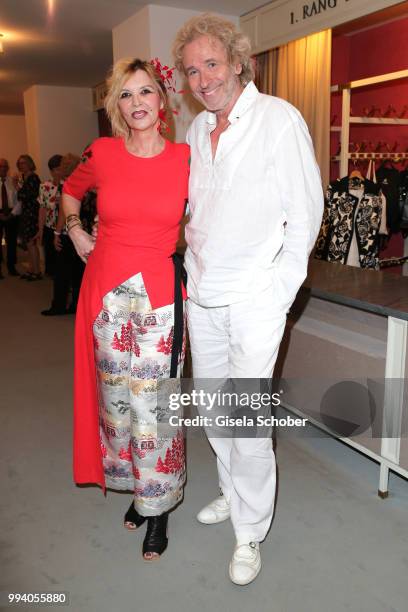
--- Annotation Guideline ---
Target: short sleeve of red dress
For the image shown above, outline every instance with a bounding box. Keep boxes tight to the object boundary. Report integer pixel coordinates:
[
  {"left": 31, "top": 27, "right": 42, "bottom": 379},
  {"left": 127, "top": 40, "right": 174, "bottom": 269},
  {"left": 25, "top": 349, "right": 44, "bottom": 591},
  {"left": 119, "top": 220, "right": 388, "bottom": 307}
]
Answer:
[{"left": 63, "top": 142, "right": 98, "bottom": 200}]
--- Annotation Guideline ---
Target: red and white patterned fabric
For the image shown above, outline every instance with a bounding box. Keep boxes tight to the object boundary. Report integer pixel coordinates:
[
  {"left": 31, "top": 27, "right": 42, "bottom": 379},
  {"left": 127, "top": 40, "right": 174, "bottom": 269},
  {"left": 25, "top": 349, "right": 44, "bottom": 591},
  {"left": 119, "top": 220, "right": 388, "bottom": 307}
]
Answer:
[{"left": 93, "top": 272, "right": 186, "bottom": 515}]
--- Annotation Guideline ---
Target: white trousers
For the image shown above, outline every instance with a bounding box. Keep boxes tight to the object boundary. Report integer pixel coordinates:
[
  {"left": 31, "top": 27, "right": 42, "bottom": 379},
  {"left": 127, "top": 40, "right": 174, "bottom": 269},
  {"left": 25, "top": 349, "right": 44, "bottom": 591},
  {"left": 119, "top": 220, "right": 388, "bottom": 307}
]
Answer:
[{"left": 186, "top": 288, "right": 287, "bottom": 542}]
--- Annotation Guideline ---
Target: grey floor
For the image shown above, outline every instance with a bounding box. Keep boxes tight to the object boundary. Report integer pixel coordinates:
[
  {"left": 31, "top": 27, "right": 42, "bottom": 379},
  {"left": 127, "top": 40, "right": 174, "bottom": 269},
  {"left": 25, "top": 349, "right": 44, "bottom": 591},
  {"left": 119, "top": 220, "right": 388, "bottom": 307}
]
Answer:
[{"left": 1, "top": 263, "right": 408, "bottom": 612}]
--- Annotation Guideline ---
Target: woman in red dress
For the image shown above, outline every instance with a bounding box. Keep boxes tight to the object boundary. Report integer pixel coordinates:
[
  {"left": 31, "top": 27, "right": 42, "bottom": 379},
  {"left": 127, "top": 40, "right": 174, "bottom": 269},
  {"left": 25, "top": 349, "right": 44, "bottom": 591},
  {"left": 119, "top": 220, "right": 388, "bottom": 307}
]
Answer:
[{"left": 62, "top": 59, "right": 189, "bottom": 560}]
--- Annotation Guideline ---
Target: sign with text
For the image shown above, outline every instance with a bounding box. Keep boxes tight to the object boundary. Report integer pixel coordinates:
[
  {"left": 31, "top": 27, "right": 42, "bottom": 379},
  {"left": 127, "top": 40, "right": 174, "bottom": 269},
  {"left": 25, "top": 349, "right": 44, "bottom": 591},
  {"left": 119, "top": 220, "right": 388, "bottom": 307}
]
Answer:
[
  {"left": 241, "top": 0, "right": 401, "bottom": 52},
  {"left": 290, "top": 0, "right": 350, "bottom": 25}
]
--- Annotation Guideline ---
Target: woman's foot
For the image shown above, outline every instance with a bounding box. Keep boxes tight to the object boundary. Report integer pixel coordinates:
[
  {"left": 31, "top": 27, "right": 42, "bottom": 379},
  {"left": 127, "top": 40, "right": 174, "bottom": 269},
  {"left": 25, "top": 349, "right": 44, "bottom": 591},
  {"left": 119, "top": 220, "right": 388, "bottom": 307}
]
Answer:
[
  {"left": 124, "top": 502, "right": 146, "bottom": 531},
  {"left": 142, "top": 513, "right": 168, "bottom": 561}
]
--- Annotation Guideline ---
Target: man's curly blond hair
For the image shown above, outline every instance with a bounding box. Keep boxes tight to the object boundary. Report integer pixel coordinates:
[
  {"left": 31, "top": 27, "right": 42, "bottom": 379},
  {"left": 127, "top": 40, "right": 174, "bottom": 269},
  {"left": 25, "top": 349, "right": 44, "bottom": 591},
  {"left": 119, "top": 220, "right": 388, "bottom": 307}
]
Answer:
[{"left": 173, "top": 13, "right": 254, "bottom": 86}]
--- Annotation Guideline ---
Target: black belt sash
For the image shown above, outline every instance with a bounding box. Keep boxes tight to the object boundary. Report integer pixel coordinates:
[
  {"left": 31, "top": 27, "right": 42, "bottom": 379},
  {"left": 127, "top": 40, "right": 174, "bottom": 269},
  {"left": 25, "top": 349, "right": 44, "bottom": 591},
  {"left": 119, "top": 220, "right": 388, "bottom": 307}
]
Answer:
[{"left": 170, "top": 253, "right": 185, "bottom": 378}]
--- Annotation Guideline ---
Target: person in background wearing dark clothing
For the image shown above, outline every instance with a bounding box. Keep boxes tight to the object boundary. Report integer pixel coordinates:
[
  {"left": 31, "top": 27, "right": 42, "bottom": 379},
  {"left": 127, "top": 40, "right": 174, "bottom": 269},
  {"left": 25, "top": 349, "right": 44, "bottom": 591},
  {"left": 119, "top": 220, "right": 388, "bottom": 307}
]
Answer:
[
  {"left": 36, "top": 154, "right": 63, "bottom": 277},
  {"left": 41, "top": 154, "right": 85, "bottom": 316},
  {"left": 0, "top": 158, "right": 21, "bottom": 278},
  {"left": 79, "top": 188, "right": 97, "bottom": 235},
  {"left": 16, "top": 154, "right": 42, "bottom": 280}
]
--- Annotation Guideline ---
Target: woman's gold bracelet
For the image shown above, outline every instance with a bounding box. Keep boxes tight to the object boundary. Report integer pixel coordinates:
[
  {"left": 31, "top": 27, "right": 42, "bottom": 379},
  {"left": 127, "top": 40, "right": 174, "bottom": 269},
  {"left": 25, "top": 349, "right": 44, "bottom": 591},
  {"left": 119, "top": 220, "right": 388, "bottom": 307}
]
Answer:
[
  {"left": 66, "top": 221, "right": 83, "bottom": 233},
  {"left": 66, "top": 213, "right": 81, "bottom": 223}
]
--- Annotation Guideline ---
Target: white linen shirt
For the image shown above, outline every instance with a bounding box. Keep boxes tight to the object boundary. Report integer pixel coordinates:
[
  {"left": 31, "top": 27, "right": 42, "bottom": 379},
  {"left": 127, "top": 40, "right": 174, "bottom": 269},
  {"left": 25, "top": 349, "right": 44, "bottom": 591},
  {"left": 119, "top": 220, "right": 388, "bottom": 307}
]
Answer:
[{"left": 185, "top": 81, "right": 324, "bottom": 311}]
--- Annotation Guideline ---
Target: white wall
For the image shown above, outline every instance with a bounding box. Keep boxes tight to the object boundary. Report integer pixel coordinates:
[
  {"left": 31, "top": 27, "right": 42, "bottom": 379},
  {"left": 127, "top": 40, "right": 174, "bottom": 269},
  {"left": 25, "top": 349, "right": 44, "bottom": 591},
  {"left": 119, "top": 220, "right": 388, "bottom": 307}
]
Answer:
[
  {"left": 149, "top": 5, "right": 230, "bottom": 67},
  {"left": 112, "top": 5, "right": 151, "bottom": 62},
  {"left": 0, "top": 115, "right": 28, "bottom": 171},
  {"left": 24, "top": 85, "right": 98, "bottom": 179},
  {"left": 23, "top": 87, "right": 41, "bottom": 172},
  {"left": 112, "top": 4, "right": 239, "bottom": 143}
]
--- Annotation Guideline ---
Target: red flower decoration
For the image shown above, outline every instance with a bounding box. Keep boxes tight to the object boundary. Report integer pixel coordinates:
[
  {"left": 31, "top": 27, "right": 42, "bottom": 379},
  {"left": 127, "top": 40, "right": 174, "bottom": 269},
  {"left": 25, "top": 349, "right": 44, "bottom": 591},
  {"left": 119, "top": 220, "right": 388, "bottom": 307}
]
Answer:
[
  {"left": 149, "top": 57, "right": 185, "bottom": 133},
  {"left": 80, "top": 149, "right": 93, "bottom": 164}
]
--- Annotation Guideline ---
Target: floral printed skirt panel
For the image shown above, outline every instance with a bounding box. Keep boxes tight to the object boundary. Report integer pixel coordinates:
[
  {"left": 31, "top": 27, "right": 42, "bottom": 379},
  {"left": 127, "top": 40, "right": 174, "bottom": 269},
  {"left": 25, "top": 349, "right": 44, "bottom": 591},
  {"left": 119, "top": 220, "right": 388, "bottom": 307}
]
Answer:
[{"left": 93, "top": 272, "right": 186, "bottom": 516}]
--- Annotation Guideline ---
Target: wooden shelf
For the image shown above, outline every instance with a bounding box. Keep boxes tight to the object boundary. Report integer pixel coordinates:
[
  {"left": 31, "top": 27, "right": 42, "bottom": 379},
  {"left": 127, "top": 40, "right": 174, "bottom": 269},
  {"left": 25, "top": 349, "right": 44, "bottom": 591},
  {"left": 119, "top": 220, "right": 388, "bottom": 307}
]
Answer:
[
  {"left": 331, "top": 68, "right": 408, "bottom": 176},
  {"left": 332, "top": 69, "right": 408, "bottom": 92},
  {"left": 350, "top": 117, "right": 408, "bottom": 125},
  {"left": 331, "top": 152, "right": 408, "bottom": 162}
]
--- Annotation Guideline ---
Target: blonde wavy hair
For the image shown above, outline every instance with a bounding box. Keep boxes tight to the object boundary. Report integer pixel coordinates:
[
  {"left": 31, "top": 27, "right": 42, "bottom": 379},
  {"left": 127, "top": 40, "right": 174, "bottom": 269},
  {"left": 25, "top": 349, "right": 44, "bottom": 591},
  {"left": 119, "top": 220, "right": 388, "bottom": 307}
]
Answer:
[
  {"left": 104, "top": 58, "right": 168, "bottom": 138},
  {"left": 173, "top": 13, "right": 254, "bottom": 86}
]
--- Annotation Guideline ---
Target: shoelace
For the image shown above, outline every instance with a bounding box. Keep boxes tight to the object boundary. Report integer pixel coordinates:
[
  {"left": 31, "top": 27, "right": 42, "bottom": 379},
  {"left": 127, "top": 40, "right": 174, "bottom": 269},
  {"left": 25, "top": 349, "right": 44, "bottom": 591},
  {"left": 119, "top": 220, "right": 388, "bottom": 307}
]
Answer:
[
  {"left": 234, "top": 543, "right": 258, "bottom": 560},
  {"left": 214, "top": 499, "right": 229, "bottom": 508},
  {"left": 213, "top": 497, "right": 229, "bottom": 509}
]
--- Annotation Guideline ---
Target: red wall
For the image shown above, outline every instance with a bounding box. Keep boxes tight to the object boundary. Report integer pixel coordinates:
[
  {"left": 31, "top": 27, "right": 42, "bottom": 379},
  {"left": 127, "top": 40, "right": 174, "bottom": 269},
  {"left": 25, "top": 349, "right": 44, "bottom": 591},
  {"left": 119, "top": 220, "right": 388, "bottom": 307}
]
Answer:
[
  {"left": 348, "top": 17, "right": 408, "bottom": 79},
  {"left": 330, "top": 16, "right": 408, "bottom": 268},
  {"left": 331, "top": 16, "right": 408, "bottom": 167}
]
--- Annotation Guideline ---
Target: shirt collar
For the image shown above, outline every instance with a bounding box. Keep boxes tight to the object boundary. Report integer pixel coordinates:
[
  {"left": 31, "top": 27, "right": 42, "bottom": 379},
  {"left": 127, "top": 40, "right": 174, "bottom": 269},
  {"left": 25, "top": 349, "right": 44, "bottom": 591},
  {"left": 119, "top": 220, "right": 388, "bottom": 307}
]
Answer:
[{"left": 205, "top": 81, "right": 259, "bottom": 126}]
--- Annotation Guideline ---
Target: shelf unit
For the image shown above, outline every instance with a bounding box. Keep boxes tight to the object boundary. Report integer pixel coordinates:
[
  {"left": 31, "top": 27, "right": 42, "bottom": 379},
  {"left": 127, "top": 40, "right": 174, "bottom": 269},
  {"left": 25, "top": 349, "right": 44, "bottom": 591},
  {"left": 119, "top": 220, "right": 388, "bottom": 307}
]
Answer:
[
  {"left": 331, "top": 152, "right": 408, "bottom": 162},
  {"left": 349, "top": 117, "right": 408, "bottom": 125},
  {"left": 331, "top": 69, "right": 408, "bottom": 177}
]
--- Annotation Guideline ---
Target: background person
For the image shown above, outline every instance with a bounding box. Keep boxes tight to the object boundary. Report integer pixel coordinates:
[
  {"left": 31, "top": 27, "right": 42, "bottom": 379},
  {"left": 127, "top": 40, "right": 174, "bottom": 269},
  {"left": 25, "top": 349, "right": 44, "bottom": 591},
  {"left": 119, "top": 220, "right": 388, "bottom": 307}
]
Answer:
[
  {"left": 0, "top": 158, "right": 20, "bottom": 278},
  {"left": 16, "top": 154, "right": 41, "bottom": 281},
  {"left": 41, "top": 153, "right": 84, "bottom": 315},
  {"left": 36, "top": 154, "right": 63, "bottom": 277}
]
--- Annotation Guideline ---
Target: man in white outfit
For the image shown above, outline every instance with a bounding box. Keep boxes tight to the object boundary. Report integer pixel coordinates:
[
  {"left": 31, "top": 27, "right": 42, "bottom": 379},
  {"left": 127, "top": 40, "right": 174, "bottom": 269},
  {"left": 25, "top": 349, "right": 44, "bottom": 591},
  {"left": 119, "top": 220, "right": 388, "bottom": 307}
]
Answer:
[{"left": 173, "top": 14, "right": 323, "bottom": 585}]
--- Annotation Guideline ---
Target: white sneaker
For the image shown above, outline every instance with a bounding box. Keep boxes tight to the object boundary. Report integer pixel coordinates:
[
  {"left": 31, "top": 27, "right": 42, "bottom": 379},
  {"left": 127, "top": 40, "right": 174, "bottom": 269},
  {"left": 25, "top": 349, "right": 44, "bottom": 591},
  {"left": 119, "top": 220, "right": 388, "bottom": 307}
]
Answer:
[
  {"left": 196, "top": 495, "right": 230, "bottom": 524},
  {"left": 229, "top": 542, "right": 261, "bottom": 585}
]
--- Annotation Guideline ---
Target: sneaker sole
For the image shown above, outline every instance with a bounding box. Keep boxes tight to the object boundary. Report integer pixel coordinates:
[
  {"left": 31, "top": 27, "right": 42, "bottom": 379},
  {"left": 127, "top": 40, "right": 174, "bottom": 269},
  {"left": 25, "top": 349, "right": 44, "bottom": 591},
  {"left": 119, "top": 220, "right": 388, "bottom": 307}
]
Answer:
[{"left": 196, "top": 512, "right": 230, "bottom": 525}]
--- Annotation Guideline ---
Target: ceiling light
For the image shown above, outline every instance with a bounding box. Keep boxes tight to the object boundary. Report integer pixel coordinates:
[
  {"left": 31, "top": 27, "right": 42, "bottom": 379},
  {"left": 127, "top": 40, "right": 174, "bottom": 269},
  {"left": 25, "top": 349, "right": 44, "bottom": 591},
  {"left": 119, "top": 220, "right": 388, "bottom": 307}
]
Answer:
[
  {"left": 47, "top": 0, "right": 55, "bottom": 19},
  {"left": 0, "top": 35, "right": 4, "bottom": 54}
]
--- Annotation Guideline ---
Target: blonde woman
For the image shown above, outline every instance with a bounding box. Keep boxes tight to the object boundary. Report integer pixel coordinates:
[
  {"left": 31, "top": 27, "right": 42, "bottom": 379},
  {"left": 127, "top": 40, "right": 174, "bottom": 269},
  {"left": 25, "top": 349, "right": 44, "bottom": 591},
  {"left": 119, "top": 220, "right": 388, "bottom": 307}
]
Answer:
[
  {"left": 16, "top": 155, "right": 41, "bottom": 280},
  {"left": 62, "top": 59, "right": 189, "bottom": 560}
]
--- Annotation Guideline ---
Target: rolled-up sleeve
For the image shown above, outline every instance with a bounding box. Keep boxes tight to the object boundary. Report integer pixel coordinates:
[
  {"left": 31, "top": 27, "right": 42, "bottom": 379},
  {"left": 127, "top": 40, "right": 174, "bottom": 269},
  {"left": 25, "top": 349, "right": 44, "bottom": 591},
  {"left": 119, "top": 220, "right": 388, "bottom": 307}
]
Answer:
[{"left": 273, "top": 116, "right": 324, "bottom": 311}]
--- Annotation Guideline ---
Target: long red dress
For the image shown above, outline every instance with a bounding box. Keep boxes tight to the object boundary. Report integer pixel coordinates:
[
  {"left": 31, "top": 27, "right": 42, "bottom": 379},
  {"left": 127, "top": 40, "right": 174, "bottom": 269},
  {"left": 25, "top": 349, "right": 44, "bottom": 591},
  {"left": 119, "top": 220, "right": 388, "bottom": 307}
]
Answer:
[{"left": 63, "top": 137, "right": 190, "bottom": 491}]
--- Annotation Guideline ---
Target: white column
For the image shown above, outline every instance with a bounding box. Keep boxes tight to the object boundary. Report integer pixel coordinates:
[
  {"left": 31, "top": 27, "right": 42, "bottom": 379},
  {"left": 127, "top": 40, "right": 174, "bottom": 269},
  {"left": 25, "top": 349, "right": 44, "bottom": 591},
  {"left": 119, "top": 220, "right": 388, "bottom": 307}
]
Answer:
[
  {"left": 113, "top": 4, "right": 239, "bottom": 142},
  {"left": 23, "top": 85, "right": 98, "bottom": 180},
  {"left": 23, "top": 86, "right": 41, "bottom": 173},
  {"left": 112, "top": 5, "right": 152, "bottom": 61}
]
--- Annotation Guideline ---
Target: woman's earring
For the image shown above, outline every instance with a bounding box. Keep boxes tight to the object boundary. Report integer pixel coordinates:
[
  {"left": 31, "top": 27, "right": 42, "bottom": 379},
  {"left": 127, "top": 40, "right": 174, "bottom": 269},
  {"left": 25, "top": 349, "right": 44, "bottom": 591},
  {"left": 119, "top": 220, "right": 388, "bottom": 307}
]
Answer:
[{"left": 158, "top": 109, "right": 169, "bottom": 134}]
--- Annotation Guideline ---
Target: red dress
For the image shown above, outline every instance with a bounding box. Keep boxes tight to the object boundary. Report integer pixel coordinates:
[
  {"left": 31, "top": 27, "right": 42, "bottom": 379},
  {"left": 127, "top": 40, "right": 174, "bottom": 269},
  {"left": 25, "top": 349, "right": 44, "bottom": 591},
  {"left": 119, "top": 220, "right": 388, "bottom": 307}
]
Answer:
[{"left": 63, "top": 137, "right": 190, "bottom": 491}]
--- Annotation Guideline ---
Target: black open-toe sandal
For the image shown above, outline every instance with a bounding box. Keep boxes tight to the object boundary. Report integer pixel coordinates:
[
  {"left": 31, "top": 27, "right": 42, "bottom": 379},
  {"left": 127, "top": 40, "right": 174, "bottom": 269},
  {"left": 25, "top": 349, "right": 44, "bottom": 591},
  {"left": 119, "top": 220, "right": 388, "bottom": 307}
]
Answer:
[
  {"left": 124, "top": 502, "right": 146, "bottom": 531},
  {"left": 142, "top": 513, "right": 168, "bottom": 560}
]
